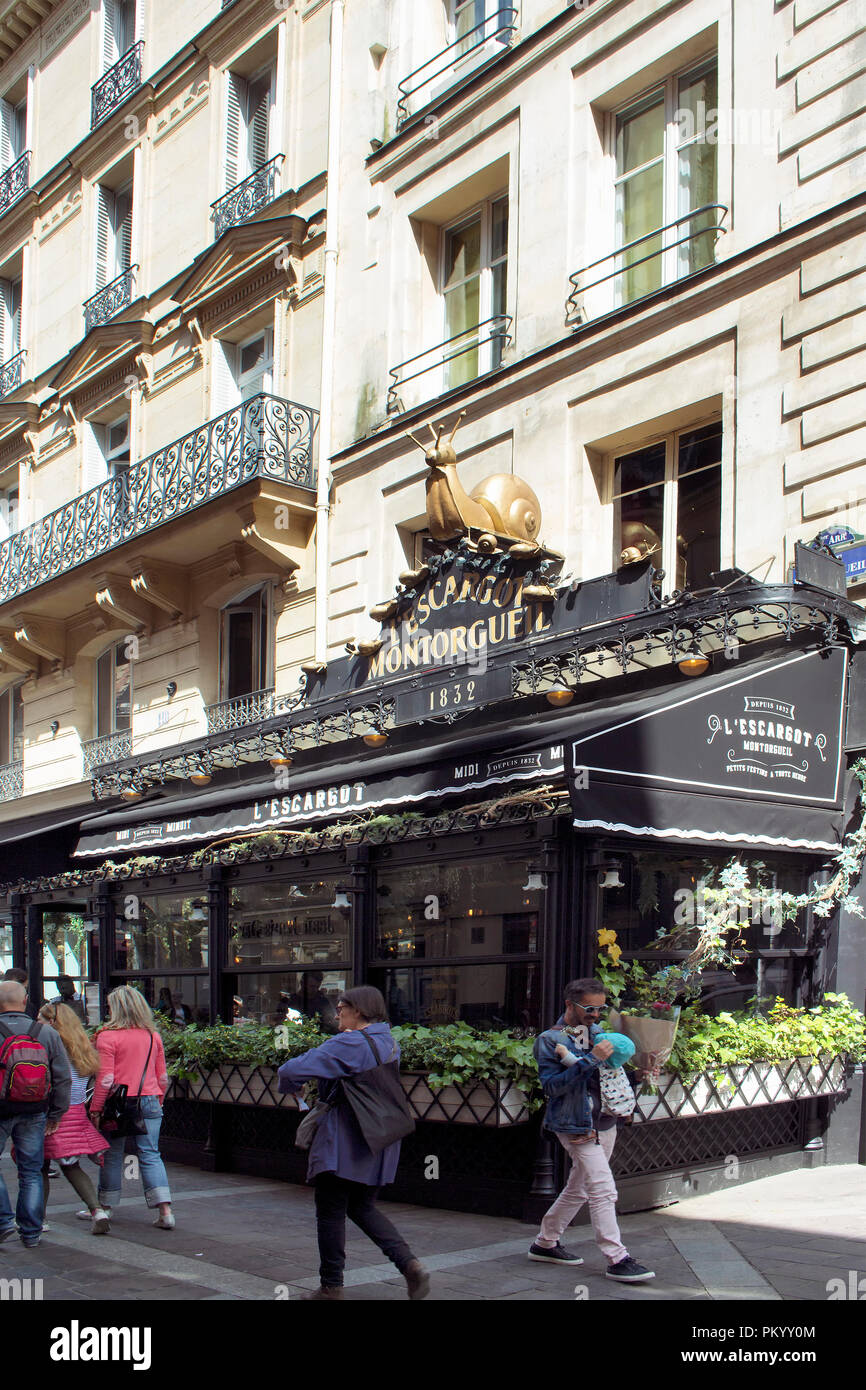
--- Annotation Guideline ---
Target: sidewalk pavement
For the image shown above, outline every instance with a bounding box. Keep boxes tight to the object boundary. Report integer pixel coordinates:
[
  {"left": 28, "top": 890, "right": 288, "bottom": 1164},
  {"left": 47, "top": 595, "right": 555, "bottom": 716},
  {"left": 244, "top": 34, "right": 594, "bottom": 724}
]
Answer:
[{"left": 1, "top": 1159, "right": 864, "bottom": 1301}]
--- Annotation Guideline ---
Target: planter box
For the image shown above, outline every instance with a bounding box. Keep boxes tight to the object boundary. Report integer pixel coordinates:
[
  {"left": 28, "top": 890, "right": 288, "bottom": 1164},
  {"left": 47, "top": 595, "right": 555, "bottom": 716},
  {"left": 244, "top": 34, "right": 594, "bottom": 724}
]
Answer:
[
  {"left": 634, "top": 1054, "right": 849, "bottom": 1122},
  {"left": 169, "top": 1066, "right": 532, "bottom": 1124},
  {"left": 399, "top": 1073, "right": 532, "bottom": 1125}
]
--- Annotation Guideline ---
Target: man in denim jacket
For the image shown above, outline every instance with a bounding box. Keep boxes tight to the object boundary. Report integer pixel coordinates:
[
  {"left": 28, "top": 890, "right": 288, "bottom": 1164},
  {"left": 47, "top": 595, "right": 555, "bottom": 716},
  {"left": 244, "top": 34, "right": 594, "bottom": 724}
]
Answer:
[{"left": 528, "top": 977, "right": 655, "bottom": 1283}]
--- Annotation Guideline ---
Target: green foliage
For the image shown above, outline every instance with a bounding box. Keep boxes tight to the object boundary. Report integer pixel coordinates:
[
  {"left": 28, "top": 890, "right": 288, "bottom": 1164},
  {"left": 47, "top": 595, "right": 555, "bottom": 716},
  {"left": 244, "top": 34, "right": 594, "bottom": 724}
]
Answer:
[
  {"left": 391, "top": 1023, "right": 542, "bottom": 1107},
  {"left": 159, "top": 1016, "right": 328, "bottom": 1081},
  {"left": 668, "top": 994, "right": 866, "bottom": 1078}
]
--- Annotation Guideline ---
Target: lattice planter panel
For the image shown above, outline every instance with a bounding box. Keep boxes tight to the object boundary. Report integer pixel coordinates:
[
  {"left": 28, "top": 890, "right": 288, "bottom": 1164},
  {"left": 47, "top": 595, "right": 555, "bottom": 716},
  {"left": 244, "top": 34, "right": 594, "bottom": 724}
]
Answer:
[
  {"left": 634, "top": 1054, "right": 848, "bottom": 1122},
  {"left": 169, "top": 1067, "right": 532, "bottom": 1123},
  {"left": 399, "top": 1073, "right": 532, "bottom": 1125}
]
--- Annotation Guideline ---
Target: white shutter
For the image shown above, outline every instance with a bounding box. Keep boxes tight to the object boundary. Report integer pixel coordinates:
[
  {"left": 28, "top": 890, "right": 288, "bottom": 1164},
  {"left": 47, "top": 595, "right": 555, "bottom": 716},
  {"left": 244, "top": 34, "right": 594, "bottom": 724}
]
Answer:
[
  {"left": 115, "top": 185, "right": 133, "bottom": 274},
  {"left": 103, "top": 0, "right": 119, "bottom": 68},
  {"left": 9, "top": 279, "right": 20, "bottom": 356},
  {"left": 247, "top": 72, "right": 272, "bottom": 172},
  {"left": 212, "top": 340, "right": 240, "bottom": 414},
  {"left": 134, "top": 0, "right": 144, "bottom": 45},
  {"left": 0, "top": 278, "right": 7, "bottom": 363},
  {"left": 11, "top": 99, "right": 25, "bottom": 161},
  {"left": 83, "top": 422, "right": 109, "bottom": 492},
  {"left": 95, "top": 186, "right": 114, "bottom": 288},
  {"left": 225, "top": 73, "right": 244, "bottom": 190},
  {"left": 0, "top": 101, "right": 12, "bottom": 173}
]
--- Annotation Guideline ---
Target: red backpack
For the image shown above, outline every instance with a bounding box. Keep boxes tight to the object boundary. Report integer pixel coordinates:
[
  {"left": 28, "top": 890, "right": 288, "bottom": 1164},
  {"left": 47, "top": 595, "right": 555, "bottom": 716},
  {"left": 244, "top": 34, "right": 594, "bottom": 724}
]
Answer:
[{"left": 0, "top": 1020, "right": 51, "bottom": 1105}]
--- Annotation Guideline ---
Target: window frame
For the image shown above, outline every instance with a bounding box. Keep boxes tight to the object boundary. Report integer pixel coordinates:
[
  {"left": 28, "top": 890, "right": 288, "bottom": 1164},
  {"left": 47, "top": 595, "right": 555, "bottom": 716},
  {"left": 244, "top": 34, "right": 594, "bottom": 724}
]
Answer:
[
  {"left": 439, "top": 192, "right": 508, "bottom": 388},
  {"left": 611, "top": 56, "right": 718, "bottom": 304},
  {"left": 95, "top": 641, "right": 133, "bottom": 738},
  {"left": 0, "top": 680, "right": 24, "bottom": 764},
  {"left": 610, "top": 418, "right": 723, "bottom": 589},
  {"left": 218, "top": 583, "right": 274, "bottom": 704}
]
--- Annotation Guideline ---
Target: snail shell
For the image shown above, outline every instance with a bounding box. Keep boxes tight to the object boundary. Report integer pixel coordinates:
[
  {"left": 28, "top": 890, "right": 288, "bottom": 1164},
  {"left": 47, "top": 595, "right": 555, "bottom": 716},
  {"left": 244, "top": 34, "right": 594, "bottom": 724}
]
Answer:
[{"left": 471, "top": 474, "right": 542, "bottom": 542}]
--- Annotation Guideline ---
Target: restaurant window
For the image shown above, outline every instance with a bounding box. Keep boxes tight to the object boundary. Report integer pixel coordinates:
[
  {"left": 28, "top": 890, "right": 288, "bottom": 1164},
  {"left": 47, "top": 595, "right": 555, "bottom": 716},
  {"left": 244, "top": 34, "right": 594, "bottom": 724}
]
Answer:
[
  {"left": 613, "top": 60, "right": 718, "bottom": 304},
  {"left": 42, "top": 911, "right": 92, "bottom": 1005},
  {"left": 228, "top": 878, "right": 350, "bottom": 1027},
  {"left": 613, "top": 420, "right": 721, "bottom": 591},
  {"left": 369, "top": 855, "right": 542, "bottom": 1029},
  {"left": 220, "top": 584, "right": 272, "bottom": 703},
  {"left": 113, "top": 890, "right": 208, "bottom": 973},
  {"left": 96, "top": 641, "right": 132, "bottom": 738},
  {"left": 441, "top": 195, "right": 508, "bottom": 390},
  {"left": 0, "top": 681, "right": 24, "bottom": 763},
  {"left": 595, "top": 847, "right": 814, "bottom": 1012}
]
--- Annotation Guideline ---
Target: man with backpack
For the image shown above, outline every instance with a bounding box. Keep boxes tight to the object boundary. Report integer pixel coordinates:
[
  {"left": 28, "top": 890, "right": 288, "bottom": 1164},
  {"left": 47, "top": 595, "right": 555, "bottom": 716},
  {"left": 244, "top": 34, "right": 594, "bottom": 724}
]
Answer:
[
  {"left": 528, "top": 977, "right": 655, "bottom": 1283},
  {"left": 0, "top": 980, "right": 71, "bottom": 1248}
]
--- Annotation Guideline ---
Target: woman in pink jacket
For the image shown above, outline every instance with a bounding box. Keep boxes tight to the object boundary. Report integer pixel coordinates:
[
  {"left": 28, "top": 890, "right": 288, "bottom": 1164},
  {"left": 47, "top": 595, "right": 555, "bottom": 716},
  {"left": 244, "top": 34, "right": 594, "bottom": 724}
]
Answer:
[{"left": 89, "top": 985, "right": 175, "bottom": 1229}]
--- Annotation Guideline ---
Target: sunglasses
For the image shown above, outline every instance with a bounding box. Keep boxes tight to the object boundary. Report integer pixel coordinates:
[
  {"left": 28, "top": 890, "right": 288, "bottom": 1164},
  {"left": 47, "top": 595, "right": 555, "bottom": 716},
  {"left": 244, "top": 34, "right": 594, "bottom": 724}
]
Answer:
[{"left": 571, "top": 1004, "right": 604, "bottom": 1014}]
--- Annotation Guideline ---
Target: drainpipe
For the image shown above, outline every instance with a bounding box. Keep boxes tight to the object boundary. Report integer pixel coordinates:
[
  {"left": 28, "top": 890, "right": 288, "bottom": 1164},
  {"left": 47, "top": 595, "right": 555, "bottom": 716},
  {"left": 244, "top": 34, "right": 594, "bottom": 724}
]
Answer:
[{"left": 314, "top": 0, "right": 344, "bottom": 663}]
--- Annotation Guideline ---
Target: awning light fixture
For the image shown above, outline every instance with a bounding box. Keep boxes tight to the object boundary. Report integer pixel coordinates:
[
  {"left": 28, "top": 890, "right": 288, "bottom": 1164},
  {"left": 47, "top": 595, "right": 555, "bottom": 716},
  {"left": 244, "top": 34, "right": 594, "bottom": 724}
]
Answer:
[
  {"left": 678, "top": 641, "right": 710, "bottom": 678},
  {"left": 545, "top": 685, "right": 574, "bottom": 708},
  {"left": 363, "top": 727, "right": 388, "bottom": 748}
]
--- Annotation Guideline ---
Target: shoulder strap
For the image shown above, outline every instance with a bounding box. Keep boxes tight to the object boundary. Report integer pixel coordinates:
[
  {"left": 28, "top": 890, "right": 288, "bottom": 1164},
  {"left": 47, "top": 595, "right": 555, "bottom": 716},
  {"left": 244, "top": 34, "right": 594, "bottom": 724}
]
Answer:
[
  {"left": 358, "top": 1029, "right": 382, "bottom": 1066},
  {"left": 133, "top": 1031, "right": 155, "bottom": 1097},
  {"left": 0, "top": 1018, "right": 39, "bottom": 1041}
]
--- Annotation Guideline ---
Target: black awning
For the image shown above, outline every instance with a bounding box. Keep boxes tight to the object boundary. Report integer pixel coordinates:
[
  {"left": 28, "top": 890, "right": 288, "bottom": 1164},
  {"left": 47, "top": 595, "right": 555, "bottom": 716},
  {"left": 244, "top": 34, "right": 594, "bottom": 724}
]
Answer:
[{"left": 566, "top": 646, "right": 847, "bottom": 853}]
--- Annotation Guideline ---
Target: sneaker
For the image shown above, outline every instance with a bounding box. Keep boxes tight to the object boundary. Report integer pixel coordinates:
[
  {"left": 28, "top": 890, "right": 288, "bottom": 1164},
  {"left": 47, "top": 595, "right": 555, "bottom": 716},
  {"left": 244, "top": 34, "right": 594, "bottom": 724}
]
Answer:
[
  {"left": 41, "top": 1222, "right": 51, "bottom": 1232},
  {"left": 0, "top": 1224, "right": 16, "bottom": 1244},
  {"left": 46, "top": 1166, "right": 60, "bottom": 1178},
  {"left": 78, "top": 1206, "right": 111, "bottom": 1222},
  {"left": 153, "top": 1212, "right": 175, "bottom": 1229},
  {"left": 20, "top": 1237, "right": 40, "bottom": 1249},
  {"left": 606, "top": 1256, "right": 655, "bottom": 1282},
  {"left": 404, "top": 1258, "right": 430, "bottom": 1300},
  {"left": 528, "top": 1242, "right": 585, "bottom": 1265},
  {"left": 91, "top": 1208, "right": 111, "bottom": 1235}
]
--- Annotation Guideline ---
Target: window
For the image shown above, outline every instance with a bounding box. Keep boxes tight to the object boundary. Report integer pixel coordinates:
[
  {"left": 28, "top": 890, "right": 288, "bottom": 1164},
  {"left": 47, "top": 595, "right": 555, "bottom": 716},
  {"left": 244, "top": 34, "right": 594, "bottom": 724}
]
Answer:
[
  {"left": 95, "top": 182, "right": 132, "bottom": 289},
  {"left": 0, "top": 275, "right": 21, "bottom": 363},
  {"left": 441, "top": 195, "right": 508, "bottom": 389},
  {"left": 614, "top": 60, "right": 718, "bottom": 304},
  {"left": 225, "top": 66, "right": 275, "bottom": 190},
  {"left": 0, "top": 681, "right": 23, "bottom": 764},
  {"left": 220, "top": 586, "right": 272, "bottom": 702},
  {"left": 96, "top": 642, "right": 132, "bottom": 737},
  {"left": 0, "top": 95, "right": 25, "bottom": 172},
  {"left": 613, "top": 421, "right": 722, "bottom": 591},
  {"left": 83, "top": 412, "right": 132, "bottom": 521},
  {"left": 451, "top": 0, "right": 511, "bottom": 56},
  {"left": 102, "top": 0, "right": 136, "bottom": 70},
  {"left": 213, "top": 330, "right": 273, "bottom": 411}
]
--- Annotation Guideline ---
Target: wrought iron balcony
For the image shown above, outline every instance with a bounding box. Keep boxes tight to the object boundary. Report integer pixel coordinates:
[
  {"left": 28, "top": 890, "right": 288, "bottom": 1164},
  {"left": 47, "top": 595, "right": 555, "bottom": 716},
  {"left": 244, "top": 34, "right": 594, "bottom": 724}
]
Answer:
[
  {"left": 566, "top": 204, "right": 729, "bottom": 321},
  {"left": 83, "top": 730, "right": 132, "bottom": 776},
  {"left": 0, "top": 393, "right": 318, "bottom": 606},
  {"left": 91, "top": 41, "right": 144, "bottom": 128},
  {"left": 0, "top": 759, "right": 22, "bottom": 799},
  {"left": 0, "top": 349, "right": 26, "bottom": 399},
  {"left": 387, "top": 314, "right": 512, "bottom": 414},
  {"left": 206, "top": 687, "right": 297, "bottom": 734},
  {"left": 210, "top": 156, "right": 284, "bottom": 239},
  {"left": 396, "top": 8, "right": 517, "bottom": 128},
  {"left": 83, "top": 265, "right": 138, "bottom": 334},
  {"left": 0, "top": 152, "right": 30, "bottom": 218}
]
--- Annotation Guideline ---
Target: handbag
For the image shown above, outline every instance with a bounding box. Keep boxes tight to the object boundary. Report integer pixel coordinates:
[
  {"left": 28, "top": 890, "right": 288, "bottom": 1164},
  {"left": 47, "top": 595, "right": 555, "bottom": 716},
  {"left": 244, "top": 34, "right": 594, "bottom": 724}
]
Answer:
[
  {"left": 599, "top": 1065, "right": 637, "bottom": 1118},
  {"left": 99, "top": 1034, "right": 154, "bottom": 1138},
  {"left": 338, "top": 1030, "right": 415, "bottom": 1155},
  {"left": 294, "top": 1100, "right": 331, "bottom": 1150}
]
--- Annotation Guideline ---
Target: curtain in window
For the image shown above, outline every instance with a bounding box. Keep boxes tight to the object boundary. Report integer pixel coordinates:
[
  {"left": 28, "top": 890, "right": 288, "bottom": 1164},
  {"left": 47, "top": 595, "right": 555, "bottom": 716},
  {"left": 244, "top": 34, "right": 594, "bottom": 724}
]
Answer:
[
  {"left": 615, "top": 96, "right": 664, "bottom": 304},
  {"left": 677, "top": 67, "right": 718, "bottom": 274},
  {"left": 443, "top": 218, "right": 481, "bottom": 388}
]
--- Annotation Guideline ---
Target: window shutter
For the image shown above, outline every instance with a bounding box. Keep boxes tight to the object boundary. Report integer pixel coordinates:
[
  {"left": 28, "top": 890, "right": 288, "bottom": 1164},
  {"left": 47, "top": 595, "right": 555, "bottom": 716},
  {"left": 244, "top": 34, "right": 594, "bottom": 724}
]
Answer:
[
  {"left": 0, "top": 100, "right": 12, "bottom": 172},
  {"left": 103, "top": 0, "right": 119, "bottom": 68},
  {"left": 225, "top": 72, "right": 244, "bottom": 190},
  {"left": 11, "top": 99, "right": 25, "bottom": 161},
  {"left": 212, "top": 339, "right": 240, "bottom": 414},
  {"left": 96, "top": 186, "right": 113, "bottom": 288},
  {"left": 83, "top": 421, "right": 108, "bottom": 492},
  {"left": 115, "top": 186, "right": 133, "bottom": 274},
  {"left": 247, "top": 72, "right": 272, "bottom": 173},
  {"left": 0, "top": 278, "right": 7, "bottom": 363},
  {"left": 9, "top": 278, "right": 20, "bottom": 357}
]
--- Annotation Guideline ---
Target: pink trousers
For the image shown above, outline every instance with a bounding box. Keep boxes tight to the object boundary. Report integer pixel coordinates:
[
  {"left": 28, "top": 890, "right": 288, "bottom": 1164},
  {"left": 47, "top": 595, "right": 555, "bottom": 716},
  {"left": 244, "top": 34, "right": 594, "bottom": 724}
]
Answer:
[{"left": 536, "top": 1128, "right": 628, "bottom": 1264}]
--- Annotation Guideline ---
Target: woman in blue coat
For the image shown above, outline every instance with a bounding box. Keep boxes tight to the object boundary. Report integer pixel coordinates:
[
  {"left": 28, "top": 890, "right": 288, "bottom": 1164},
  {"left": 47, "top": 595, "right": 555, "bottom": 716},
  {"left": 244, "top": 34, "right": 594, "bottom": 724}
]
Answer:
[{"left": 277, "top": 984, "right": 430, "bottom": 1300}]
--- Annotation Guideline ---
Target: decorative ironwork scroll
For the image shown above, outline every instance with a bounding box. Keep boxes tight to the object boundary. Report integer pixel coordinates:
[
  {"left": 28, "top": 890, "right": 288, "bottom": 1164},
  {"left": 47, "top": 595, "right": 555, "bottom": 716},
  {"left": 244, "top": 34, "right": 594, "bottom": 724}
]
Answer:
[
  {"left": 0, "top": 152, "right": 30, "bottom": 218},
  {"left": 0, "top": 759, "right": 22, "bottom": 800},
  {"left": 82, "top": 731, "right": 133, "bottom": 777},
  {"left": 0, "top": 349, "right": 26, "bottom": 398},
  {"left": 91, "top": 42, "right": 143, "bottom": 128},
  {"left": 211, "top": 156, "right": 284, "bottom": 239},
  {"left": 83, "top": 265, "right": 137, "bottom": 333}
]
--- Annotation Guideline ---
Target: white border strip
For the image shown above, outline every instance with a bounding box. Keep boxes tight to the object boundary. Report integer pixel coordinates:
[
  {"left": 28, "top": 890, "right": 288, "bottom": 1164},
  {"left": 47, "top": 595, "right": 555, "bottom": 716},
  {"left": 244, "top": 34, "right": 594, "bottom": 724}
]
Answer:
[{"left": 571, "top": 816, "right": 840, "bottom": 852}]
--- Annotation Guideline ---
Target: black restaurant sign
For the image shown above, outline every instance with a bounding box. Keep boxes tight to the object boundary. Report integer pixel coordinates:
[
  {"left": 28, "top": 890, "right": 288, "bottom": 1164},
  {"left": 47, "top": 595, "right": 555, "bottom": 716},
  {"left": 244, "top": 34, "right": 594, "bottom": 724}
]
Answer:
[
  {"left": 74, "top": 745, "right": 566, "bottom": 857},
  {"left": 568, "top": 647, "right": 846, "bottom": 806}
]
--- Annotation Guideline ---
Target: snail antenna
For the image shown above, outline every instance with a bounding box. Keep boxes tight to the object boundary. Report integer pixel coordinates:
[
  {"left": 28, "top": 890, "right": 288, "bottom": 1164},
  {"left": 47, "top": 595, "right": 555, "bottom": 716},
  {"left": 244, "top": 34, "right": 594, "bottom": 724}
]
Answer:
[
  {"left": 405, "top": 430, "right": 427, "bottom": 452},
  {"left": 448, "top": 411, "right": 466, "bottom": 443},
  {"left": 426, "top": 421, "right": 439, "bottom": 444}
]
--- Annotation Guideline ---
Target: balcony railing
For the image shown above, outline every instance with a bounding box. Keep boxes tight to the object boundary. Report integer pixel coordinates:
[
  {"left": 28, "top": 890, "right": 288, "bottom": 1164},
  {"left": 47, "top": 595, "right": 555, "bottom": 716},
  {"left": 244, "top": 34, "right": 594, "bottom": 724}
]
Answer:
[
  {"left": 210, "top": 156, "right": 284, "bottom": 240},
  {"left": 0, "top": 349, "right": 26, "bottom": 399},
  {"left": 387, "top": 314, "right": 512, "bottom": 414},
  {"left": 91, "top": 41, "right": 144, "bottom": 128},
  {"left": 82, "top": 731, "right": 132, "bottom": 776},
  {"left": 0, "top": 151, "right": 30, "bottom": 218},
  {"left": 0, "top": 759, "right": 22, "bottom": 799},
  {"left": 206, "top": 687, "right": 298, "bottom": 734},
  {"left": 0, "top": 393, "right": 318, "bottom": 606},
  {"left": 566, "top": 204, "right": 729, "bottom": 321},
  {"left": 83, "top": 265, "right": 138, "bottom": 334},
  {"left": 396, "top": 8, "right": 517, "bottom": 128}
]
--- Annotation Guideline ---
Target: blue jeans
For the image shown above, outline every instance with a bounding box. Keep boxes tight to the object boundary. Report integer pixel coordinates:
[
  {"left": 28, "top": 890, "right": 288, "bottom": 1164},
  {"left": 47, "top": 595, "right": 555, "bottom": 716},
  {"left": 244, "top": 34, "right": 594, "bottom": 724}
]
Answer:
[
  {"left": 0, "top": 1111, "right": 47, "bottom": 1241},
  {"left": 98, "top": 1096, "right": 172, "bottom": 1209}
]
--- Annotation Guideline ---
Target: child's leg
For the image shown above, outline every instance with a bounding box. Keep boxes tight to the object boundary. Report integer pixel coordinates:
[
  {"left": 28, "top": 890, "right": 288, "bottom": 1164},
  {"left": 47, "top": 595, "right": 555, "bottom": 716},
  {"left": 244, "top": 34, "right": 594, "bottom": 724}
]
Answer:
[{"left": 61, "top": 1161, "right": 100, "bottom": 1212}]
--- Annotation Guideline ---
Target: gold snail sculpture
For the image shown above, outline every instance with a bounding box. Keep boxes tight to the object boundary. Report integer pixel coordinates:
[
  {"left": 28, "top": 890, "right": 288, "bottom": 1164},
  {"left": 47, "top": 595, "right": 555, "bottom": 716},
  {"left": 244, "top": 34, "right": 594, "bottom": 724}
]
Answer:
[{"left": 406, "top": 412, "right": 543, "bottom": 554}]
